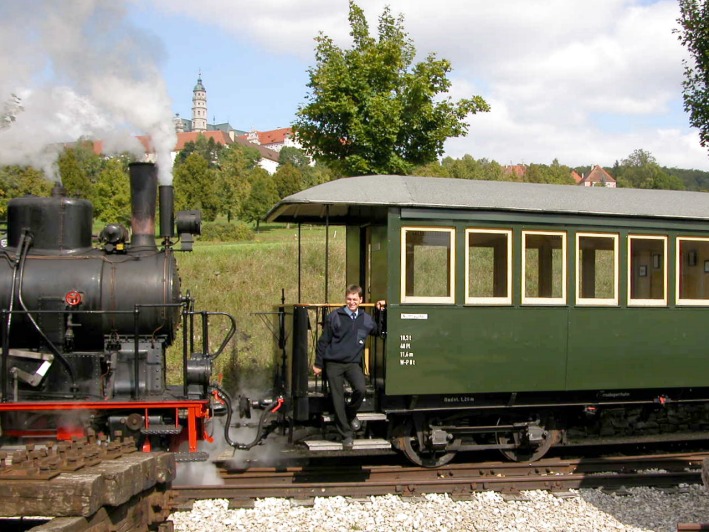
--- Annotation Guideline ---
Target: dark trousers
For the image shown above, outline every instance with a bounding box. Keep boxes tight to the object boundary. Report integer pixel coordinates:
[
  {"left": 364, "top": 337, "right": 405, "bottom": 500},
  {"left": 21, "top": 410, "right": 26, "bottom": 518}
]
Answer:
[{"left": 325, "top": 361, "right": 365, "bottom": 439}]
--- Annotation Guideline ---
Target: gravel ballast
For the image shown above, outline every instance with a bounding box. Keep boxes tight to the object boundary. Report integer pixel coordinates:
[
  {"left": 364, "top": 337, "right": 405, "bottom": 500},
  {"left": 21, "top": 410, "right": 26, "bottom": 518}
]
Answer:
[{"left": 169, "top": 485, "right": 709, "bottom": 531}]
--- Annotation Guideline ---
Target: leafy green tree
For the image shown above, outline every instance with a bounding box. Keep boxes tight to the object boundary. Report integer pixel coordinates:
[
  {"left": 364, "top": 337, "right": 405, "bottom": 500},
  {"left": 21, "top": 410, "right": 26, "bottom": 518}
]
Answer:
[
  {"left": 293, "top": 1, "right": 489, "bottom": 176},
  {"left": 273, "top": 163, "right": 304, "bottom": 199},
  {"left": 412, "top": 160, "right": 451, "bottom": 177},
  {"left": 173, "top": 152, "right": 219, "bottom": 221},
  {"left": 0, "top": 165, "right": 53, "bottom": 217},
  {"left": 677, "top": 0, "right": 709, "bottom": 152},
  {"left": 616, "top": 149, "right": 684, "bottom": 190},
  {"left": 92, "top": 158, "right": 131, "bottom": 224},
  {"left": 57, "top": 142, "right": 103, "bottom": 199},
  {"left": 215, "top": 144, "right": 261, "bottom": 221},
  {"left": 242, "top": 170, "right": 279, "bottom": 231},
  {"left": 175, "top": 135, "right": 225, "bottom": 167},
  {"left": 663, "top": 166, "right": 709, "bottom": 190},
  {"left": 301, "top": 161, "right": 335, "bottom": 189},
  {"left": 545, "top": 159, "right": 575, "bottom": 184},
  {"left": 278, "top": 146, "right": 311, "bottom": 169}
]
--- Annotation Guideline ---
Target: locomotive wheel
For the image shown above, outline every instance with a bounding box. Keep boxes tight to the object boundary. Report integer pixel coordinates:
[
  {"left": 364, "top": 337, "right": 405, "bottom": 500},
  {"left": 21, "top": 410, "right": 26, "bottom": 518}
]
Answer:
[
  {"left": 395, "top": 420, "right": 457, "bottom": 468},
  {"left": 496, "top": 419, "right": 559, "bottom": 462}
]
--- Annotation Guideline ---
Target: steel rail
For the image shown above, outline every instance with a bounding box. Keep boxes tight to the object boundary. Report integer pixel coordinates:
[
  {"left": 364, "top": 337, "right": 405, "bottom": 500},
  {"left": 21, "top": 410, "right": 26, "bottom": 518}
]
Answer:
[{"left": 171, "top": 451, "right": 709, "bottom": 509}]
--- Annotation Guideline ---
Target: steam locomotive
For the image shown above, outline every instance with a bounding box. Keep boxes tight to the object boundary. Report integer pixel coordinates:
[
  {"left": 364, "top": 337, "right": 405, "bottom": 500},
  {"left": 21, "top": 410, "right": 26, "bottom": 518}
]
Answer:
[{"left": 0, "top": 162, "right": 234, "bottom": 460}]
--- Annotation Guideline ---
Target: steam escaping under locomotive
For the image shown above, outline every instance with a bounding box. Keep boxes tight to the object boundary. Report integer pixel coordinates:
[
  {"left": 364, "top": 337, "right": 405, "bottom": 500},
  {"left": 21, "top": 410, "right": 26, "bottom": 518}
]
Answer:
[{"left": 0, "top": 162, "right": 234, "bottom": 460}]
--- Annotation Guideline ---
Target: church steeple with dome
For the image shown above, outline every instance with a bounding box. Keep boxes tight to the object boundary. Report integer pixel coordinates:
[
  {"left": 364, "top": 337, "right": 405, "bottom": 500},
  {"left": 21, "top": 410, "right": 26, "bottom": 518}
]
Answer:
[{"left": 191, "top": 72, "right": 207, "bottom": 132}]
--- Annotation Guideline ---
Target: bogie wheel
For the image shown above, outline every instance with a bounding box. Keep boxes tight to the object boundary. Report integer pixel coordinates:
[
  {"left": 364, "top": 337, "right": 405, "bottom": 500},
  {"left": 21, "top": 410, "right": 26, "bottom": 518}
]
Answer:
[
  {"left": 496, "top": 419, "right": 559, "bottom": 462},
  {"left": 394, "top": 419, "right": 457, "bottom": 468}
]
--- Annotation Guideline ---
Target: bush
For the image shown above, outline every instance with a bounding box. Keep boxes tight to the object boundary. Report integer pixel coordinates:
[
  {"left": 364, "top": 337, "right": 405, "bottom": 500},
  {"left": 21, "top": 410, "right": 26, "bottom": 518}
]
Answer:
[{"left": 200, "top": 221, "right": 255, "bottom": 242}]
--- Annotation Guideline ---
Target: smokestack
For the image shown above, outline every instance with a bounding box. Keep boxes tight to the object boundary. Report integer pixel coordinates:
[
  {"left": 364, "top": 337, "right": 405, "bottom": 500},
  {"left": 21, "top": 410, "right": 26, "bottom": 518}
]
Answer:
[
  {"left": 129, "top": 162, "right": 157, "bottom": 249},
  {"left": 159, "top": 185, "right": 174, "bottom": 239}
]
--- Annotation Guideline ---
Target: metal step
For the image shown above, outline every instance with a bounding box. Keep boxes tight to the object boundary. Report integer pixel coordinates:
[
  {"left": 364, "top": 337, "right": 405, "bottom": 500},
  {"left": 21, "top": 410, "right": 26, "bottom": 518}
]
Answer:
[
  {"left": 321, "top": 412, "right": 388, "bottom": 423},
  {"left": 141, "top": 424, "right": 183, "bottom": 435},
  {"left": 174, "top": 451, "right": 210, "bottom": 462},
  {"left": 304, "top": 439, "right": 391, "bottom": 451}
]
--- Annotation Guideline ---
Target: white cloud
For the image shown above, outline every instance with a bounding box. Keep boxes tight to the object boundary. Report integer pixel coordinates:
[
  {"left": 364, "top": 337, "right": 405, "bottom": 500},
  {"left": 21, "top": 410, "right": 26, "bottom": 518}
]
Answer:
[{"left": 133, "top": 1, "right": 709, "bottom": 170}]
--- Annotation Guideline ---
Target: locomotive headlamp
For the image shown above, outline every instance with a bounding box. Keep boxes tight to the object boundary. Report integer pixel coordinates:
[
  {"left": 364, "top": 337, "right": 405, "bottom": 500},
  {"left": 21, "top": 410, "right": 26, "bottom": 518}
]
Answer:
[
  {"left": 65, "top": 290, "right": 82, "bottom": 307},
  {"left": 175, "top": 210, "right": 201, "bottom": 252},
  {"left": 99, "top": 224, "right": 128, "bottom": 254},
  {"left": 175, "top": 210, "right": 201, "bottom": 236}
]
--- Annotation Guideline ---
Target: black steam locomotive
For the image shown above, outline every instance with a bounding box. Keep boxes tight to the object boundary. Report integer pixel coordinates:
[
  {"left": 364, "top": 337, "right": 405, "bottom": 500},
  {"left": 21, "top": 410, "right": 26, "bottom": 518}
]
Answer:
[{"left": 0, "top": 162, "right": 234, "bottom": 460}]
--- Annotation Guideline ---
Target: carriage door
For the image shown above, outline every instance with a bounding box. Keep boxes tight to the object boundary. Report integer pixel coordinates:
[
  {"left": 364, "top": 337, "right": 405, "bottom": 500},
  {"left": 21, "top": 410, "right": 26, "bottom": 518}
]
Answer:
[{"left": 364, "top": 225, "right": 388, "bottom": 388}]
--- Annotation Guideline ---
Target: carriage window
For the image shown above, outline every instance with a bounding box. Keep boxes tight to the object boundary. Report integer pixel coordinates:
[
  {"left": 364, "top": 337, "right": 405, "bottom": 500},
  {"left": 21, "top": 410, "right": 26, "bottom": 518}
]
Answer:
[
  {"left": 576, "top": 233, "right": 618, "bottom": 306},
  {"left": 628, "top": 235, "right": 666, "bottom": 306},
  {"left": 677, "top": 237, "right": 709, "bottom": 305},
  {"left": 401, "top": 227, "right": 455, "bottom": 304},
  {"left": 465, "top": 229, "right": 511, "bottom": 305},
  {"left": 522, "top": 231, "right": 566, "bottom": 305}
]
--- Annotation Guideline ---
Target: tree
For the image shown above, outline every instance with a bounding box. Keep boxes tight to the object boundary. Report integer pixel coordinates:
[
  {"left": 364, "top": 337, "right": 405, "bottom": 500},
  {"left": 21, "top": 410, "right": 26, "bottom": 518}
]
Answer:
[
  {"left": 0, "top": 165, "right": 53, "bottom": 217},
  {"left": 175, "top": 135, "right": 225, "bottom": 168},
  {"left": 173, "top": 152, "right": 219, "bottom": 221},
  {"left": 278, "top": 146, "right": 311, "bottom": 169},
  {"left": 293, "top": 1, "right": 489, "bottom": 176},
  {"left": 215, "top": 144, "right": 260, "bottom": 222},
  {"left": 57, "top": 142, "right": 103, "bottom": 199},
  {"left": 616, "top": 149, "right": 684, "bottom": 190},
  {"left": 241, "top": 170, "right": 279, "bottom": 231},
  {"left": 273, "top": 163, "right": 304, "bottom": 199},
  {"left": 92, "top": 158, "right": 131, "bottom": 224},
  {"left": 677, "top": 1, "right": 709, "bottom": 153}
]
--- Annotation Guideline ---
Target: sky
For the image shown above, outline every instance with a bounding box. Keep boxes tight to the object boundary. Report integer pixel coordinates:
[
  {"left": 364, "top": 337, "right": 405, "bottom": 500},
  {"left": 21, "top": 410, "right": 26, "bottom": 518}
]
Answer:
[{"left": 1, "top": 0, "right": 708, "bottom": 175}]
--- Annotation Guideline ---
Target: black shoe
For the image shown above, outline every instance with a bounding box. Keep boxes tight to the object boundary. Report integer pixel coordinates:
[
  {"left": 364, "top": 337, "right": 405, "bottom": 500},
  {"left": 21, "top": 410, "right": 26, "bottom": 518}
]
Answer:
[
  {"left": 342, "top": 437, "right": 354, "bottom": 451},
  {"left": 350, "top": 417, "right": 362, "bottom": 431}
]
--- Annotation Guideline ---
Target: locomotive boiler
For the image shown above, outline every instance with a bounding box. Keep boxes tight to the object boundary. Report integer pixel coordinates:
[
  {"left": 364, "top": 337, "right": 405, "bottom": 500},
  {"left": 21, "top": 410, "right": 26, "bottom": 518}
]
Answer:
[{"left": 0, "top": 162, "right": 234, "bottom": 459}]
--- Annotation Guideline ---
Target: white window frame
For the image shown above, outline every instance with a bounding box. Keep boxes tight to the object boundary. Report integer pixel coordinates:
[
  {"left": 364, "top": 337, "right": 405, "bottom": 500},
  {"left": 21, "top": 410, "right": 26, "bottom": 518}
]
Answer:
[
  {"left": 521, "top": 230, "right": 567, "bottom": 306},
  {"left": 575, "top": 232, "right": 619, "bottom": 306},
  {"left": 627, "top": 235, "right": 667, "bottom": 307},
  {"left": 465, "top": 228, "right": 512, "bottom": 305},
  {"left": 400, "top": 226, "right": 456, "bottom": 304},
  {"left": 676, "top": 236, "right": 709, "bottom": 306}
]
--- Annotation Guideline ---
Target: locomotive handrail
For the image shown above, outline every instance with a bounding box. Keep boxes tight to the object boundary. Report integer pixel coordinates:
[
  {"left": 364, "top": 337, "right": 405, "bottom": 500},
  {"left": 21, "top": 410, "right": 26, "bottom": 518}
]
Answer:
[{"left": 200, "top": 311, "right": 237, "bottom": 362}]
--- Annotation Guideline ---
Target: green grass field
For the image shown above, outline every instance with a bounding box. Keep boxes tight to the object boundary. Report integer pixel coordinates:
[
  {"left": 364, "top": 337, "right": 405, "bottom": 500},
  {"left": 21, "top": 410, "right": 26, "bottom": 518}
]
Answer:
[{"left": 167, "top": 224, "right": 344, "bottom": 389}]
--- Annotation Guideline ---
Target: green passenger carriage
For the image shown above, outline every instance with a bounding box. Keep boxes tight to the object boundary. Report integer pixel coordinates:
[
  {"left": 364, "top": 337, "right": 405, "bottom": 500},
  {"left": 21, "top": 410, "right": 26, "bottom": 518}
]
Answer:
[{"left": 260, "top": 175, "right": 709, "bottom": 466}]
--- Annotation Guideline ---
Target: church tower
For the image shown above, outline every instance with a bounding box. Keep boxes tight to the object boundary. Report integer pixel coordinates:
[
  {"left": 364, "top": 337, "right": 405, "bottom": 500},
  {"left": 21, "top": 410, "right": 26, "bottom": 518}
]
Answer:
[{"left": 191, "top": 73, "right": 207, "bottom": 132}]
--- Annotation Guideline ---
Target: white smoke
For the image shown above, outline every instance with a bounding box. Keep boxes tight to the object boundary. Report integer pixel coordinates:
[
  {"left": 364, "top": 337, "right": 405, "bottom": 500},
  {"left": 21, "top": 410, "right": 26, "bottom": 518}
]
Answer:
[{"left": 0, "top": 0, "right": 176, "bottom": 184}]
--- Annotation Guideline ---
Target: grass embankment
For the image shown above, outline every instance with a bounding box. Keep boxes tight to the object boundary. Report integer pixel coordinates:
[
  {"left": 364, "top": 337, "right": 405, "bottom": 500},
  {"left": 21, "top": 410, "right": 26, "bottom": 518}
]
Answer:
[{"left": 167, "top": 224, "right": 344, "bottom": 391}]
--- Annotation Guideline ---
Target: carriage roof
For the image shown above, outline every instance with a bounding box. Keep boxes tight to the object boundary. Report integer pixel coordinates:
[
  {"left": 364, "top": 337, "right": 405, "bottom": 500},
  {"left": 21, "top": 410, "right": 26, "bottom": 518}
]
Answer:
[{"left": 265, "top": 174, "right": 709, "bottom": 225}]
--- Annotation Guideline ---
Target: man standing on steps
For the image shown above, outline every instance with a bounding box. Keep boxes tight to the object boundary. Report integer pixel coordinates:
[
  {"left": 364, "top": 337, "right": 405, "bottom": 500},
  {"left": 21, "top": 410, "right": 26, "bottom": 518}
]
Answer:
[{"left": 314, "top": 285, "right": 386, "bottom": 450}]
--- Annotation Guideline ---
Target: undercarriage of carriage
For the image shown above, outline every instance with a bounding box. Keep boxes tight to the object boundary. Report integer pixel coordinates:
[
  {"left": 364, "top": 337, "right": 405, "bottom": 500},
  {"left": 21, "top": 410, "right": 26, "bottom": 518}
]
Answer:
[{"left": 384, "top": 390, "right": 709, "bottom": 467}]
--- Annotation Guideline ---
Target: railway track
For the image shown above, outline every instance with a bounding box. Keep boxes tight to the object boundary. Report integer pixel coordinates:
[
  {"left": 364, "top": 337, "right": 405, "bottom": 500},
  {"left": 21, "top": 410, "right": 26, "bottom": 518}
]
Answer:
[{"left": 172, "top": 451, "right": 708, "bottom": 509}]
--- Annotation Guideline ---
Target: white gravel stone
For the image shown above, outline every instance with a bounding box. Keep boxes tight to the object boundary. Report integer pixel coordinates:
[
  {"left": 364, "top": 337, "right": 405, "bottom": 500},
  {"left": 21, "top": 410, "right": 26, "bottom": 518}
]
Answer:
[{"left": 169, "top": 485, "right": 709, "bottom": 532}]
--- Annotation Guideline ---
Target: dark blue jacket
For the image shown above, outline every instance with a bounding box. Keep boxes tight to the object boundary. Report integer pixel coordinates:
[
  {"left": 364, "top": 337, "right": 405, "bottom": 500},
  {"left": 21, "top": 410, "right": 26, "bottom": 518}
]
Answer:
[{"left": 315, "top": 306, "right": 380, "bottom": 368}]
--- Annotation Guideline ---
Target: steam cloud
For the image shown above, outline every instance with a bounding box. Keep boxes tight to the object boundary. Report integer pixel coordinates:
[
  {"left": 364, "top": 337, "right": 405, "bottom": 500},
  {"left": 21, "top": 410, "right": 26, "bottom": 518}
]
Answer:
[{"left": 0, "top": 0, "right": 176, "bottom": 184}]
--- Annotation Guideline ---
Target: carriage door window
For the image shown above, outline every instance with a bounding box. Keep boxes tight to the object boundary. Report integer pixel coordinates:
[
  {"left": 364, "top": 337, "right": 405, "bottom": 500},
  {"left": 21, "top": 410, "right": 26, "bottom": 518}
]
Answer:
[
  {"left": 522, "top": 231, "right": 566, "bottom": 305},
  {"left": 677, "top": 237, "right": 709, "bottom": 305},
  {"left": 401, "top": 227, "right": 455, "bottom": 304},
  {"left": 628, "top": 235, "right": 667, "bottom": 306},
  {"left": 466, "top": 229, "right": 511, "bottom": 305},
  {"left": 576, "top": 233, "right": 619, "bottom": 306}
]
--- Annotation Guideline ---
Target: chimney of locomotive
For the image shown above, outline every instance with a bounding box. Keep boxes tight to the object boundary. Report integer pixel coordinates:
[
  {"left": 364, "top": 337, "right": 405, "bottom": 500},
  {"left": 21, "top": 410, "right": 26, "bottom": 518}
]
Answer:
[
  {"left": 129, "top": 162, "right": 158, "bottom": 250},
  {"left": 159, "top": 184, "right": 174, "bottom": 240}
]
